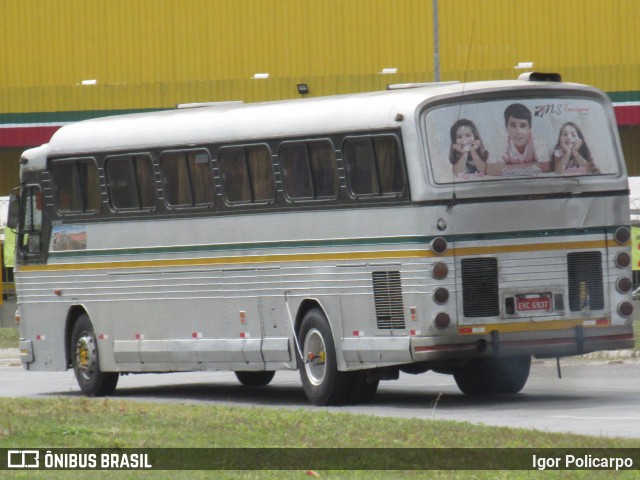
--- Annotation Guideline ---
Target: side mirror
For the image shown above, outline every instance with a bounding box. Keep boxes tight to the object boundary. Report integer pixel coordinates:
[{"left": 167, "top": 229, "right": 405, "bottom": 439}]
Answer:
[{"left": 6, "top": 194, "right": 20, "bottom": 229}]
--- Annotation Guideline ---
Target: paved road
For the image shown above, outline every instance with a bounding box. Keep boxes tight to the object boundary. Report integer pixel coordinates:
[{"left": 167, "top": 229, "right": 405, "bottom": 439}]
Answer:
[{"left": 1, "top": 353, "right": 639, "bottom": 439}]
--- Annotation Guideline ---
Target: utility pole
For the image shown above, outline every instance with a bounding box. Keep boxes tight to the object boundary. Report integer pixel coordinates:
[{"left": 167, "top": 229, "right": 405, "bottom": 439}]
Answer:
[{"left": 433, "top": 0, "right": 440, "bottom": 82}]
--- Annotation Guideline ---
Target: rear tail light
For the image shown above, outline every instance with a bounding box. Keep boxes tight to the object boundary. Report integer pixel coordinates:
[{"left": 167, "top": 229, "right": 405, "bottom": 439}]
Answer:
[
  {"left": 430, "top": 237, "right": 448, "bottom": 255},
  {"left": 431, "top": 262, "right": 448, "bottom": 280},
  {"left": 615, "top": 252, "right": 631, "bottom": 268},
  {"left": 434, "top": 312, "right": 451, "bottom": 329},
  {"left": 614, "top": 227, "right": 631, "bottom": 245},
  {"left": 618, "top": 301, "right": 633, "bottom": 317},
  {"left": 433, "top": 288, "right": 449, "bottom": 304},
  {"left": 616, "top": 277, "right": 633, "bottom": 294}
]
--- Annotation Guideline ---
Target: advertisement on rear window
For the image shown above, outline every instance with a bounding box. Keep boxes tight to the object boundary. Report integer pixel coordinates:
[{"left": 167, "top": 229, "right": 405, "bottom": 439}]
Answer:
[{"left": 424, "top": 97, "right": 619, "bottom": 183}]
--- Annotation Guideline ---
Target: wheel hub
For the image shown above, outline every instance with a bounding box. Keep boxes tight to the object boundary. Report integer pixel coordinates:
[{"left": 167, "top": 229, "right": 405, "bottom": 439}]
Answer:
[
  {"left": 303, "top": 328, "right": 327, "bottom": 386},
  {"left": 75, "top": 334, "right": 97, "bottom": 381}
]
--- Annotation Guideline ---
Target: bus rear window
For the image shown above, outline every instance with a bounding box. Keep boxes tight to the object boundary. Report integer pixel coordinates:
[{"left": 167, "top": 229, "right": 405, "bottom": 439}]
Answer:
[{"left": 424, "top": 96, "right": 621, "bottom": 183}]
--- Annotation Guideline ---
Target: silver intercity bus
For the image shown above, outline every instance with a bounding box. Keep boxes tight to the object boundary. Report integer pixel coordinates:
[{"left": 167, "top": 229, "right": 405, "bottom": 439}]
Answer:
[{"left": 8, "top": 74, "right": 634, "bottom": 405}]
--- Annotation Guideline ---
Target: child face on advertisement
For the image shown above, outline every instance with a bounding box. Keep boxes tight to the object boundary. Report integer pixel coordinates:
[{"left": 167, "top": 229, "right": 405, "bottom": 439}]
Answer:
[
  {"left": 506, "top": 116, "right": 531, "bottom": 151},
  {"left": 560, "top": 124, "right": 580, "bottom": 149},
  {"left": 455, "top": 125, "right": 476, "bottom": 151}
]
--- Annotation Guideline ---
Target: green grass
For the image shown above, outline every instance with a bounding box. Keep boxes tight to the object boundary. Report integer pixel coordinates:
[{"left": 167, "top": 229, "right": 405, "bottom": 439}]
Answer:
[
  {"left": 5, "top": 397, "right": 637, "bottom": 450},
  {"left": 0, "top": 326, "right": 18, "bottom": 349}
]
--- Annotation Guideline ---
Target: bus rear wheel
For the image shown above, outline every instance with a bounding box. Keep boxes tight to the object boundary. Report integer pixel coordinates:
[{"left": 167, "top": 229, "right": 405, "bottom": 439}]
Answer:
[
  {"left": 453, "top": 356, "right": 531, "bottom": 395},
  {"left": 71, "top": 314, "right": 119, "bottom": 397},
  {"left": 235, "top": 371, "right": 275, "bottom": 386},
  {"left": 298, "top": 308, "right": 351, "bottom": 406}
]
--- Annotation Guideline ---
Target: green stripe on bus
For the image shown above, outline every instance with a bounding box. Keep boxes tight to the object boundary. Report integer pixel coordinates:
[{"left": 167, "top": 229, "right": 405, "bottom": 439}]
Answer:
[{"left": 47, "top": 227, "right": 613, "bottom": 260}]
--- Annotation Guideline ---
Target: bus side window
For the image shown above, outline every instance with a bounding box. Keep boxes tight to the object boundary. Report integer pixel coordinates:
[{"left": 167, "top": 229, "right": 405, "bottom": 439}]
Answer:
[
  {"left": 246, "top": 145, "right": 275, "bottom": 202},
  {"left": 280, "top": 140, "right": 337, "bottom": 201},
  {"left": 50, "top": 158, "right": 100, "bottom": 214},
  {"left": 160, "top": 149, "right": 214, "bottom": 208},
  {"left": 51, "top": 161, "right": 78, "bottom": 212},
  {"left": 280, "top": 142, "right": 314, "bottom": 199},
  {"left": 373, "top": 136, "right": 405, "bottom": 194},
  {"left": 343, "top": 135, "right": 405, "bottom": 197},
  {"left": 219, "top": 148, "right": 252, "bottom": 203},
  {"left": 344, "top": 138, "right": 378, "bottom": 195},
  {"left": 308, "top": 141, "right": 338, "bottom": 199},
  {"left": 135, "top": 156, "right": 157, "bottom": 208},
  {"left": 189, "top": 151, "right": 215, "bottom": 205},
  {"left": 105, "top": 154, "right": 156, "bottom": 210},
  {"left": 219, "top": 145, "right": 274, "bottom": 204}
]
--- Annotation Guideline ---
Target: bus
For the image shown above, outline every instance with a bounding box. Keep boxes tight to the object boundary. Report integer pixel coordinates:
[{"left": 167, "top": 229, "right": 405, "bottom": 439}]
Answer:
[{"left": 8, "top": 73, "right": 635, "bottom": 405}]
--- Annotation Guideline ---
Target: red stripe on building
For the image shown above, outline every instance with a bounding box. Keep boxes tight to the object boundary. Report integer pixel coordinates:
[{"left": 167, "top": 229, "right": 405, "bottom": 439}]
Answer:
[
  {"left": 614, "top": 105, "right": 640, "bottom": 126},
  {"left": 0, "top": 126, "right": 62, "bottom": 148}
]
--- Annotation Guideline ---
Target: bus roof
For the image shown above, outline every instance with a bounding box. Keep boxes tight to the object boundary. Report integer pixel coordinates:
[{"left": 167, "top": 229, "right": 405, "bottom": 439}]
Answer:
[{"left": 43, "top": 79, "right": 601, "bottom": 157}]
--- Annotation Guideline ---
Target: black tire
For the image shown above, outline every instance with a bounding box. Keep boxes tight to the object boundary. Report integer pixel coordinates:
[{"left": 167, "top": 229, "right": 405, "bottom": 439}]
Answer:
[
  {"left": 298, "top": 308, "right": 351, "bottom": 406},
  {"left": 453, "top": 356, "right": 531, "bottom": 395},
  {"left": 71, "top": 314, "right": 119, "bottom": 397},
  {"left": 349, "top": 370, "right": 379, "bottom": 404},
  {"left": 235, "top": 371, "right": 276, "bottom": 386}
]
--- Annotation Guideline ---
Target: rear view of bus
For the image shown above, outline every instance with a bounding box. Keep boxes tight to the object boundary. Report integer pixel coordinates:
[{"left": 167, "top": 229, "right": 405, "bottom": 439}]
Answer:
[
  {"left": 411, "top": 75, "right": 634, "bottom": 394},
  {"left": 8, "top": 74, "right": 634, "bottom": 405}
]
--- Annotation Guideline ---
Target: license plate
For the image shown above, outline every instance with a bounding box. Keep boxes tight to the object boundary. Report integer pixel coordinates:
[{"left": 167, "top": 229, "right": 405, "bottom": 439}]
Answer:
[{"left": 516, "top": 294, "right": 551, "bottom": 312}]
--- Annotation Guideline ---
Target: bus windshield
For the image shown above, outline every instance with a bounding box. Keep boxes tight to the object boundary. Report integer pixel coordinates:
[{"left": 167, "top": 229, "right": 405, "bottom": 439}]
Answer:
[{"left": 424, "top": 95, "right": 621, "bottom": 183}]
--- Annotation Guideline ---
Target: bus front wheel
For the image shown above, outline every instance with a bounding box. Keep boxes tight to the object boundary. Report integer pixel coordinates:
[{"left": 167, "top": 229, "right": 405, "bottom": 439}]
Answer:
[
  {"left": 453, "top": 356, "right": 531, "bottom": 395},
  {"left": 71, "top": 314, "right": 119, "bottom": 396},
  {"left": 298, "top": 308, "right": 351, "bottom": 405}
]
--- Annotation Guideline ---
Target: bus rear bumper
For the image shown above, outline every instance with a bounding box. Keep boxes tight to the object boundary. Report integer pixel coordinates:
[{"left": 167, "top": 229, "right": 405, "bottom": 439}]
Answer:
[{"left": 410, "top": 325, "right": 635, "bottom": 362}]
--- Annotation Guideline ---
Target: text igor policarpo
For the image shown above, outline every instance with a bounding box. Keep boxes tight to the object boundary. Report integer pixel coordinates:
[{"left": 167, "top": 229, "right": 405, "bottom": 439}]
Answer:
[{"left": 533, "top": 454, "right": 633, "bottom": 471}]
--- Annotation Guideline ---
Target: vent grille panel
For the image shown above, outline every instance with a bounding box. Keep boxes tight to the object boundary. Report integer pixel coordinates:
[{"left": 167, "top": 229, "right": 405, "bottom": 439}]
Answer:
[
  {"left": 567, "top": 252, "right": 604, "bottom": 311},
  {"left": 372, "top": 271, "right": 405, "bottom": 329},
  {"left": 461, "top": 258, "right": 500, "bottom": 317}
]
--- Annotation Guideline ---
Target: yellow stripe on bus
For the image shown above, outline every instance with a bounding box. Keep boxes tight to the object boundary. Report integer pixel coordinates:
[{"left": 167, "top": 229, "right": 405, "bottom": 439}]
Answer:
[
  {"left": 454, "top": 239, "right": 607, "bottom": 256},
  {"left": 20, "top": 249, "right": 431, "bottom": 272},
  {"left": 18, "top": 239, "right": 609, "bottom": 273}
]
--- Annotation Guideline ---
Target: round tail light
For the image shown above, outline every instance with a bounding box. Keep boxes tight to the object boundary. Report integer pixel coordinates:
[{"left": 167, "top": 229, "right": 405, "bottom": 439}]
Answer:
[
  {"left": 434, "top": 312, "right": 451, "bottom": 329},
  {"left": 615, "top": 252, "right": 631, "bottom": 268},
  {"left": 433, "top": 288, "right": 449, "bottom": 305},
  {"left": 618, "top": 301, "right": 634, "bottom": 317},
  {"left": 614, "top": 227, "right": 631, "bottom": 245},
  {"left": 430, "top": 237, "right": 448, "bottom": 255},
  {"left": 616, "top": 277, "right": 633, "bottom": 294},
  {"left": 432, "top": 262, "right": 449, "bottom": 280}
]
